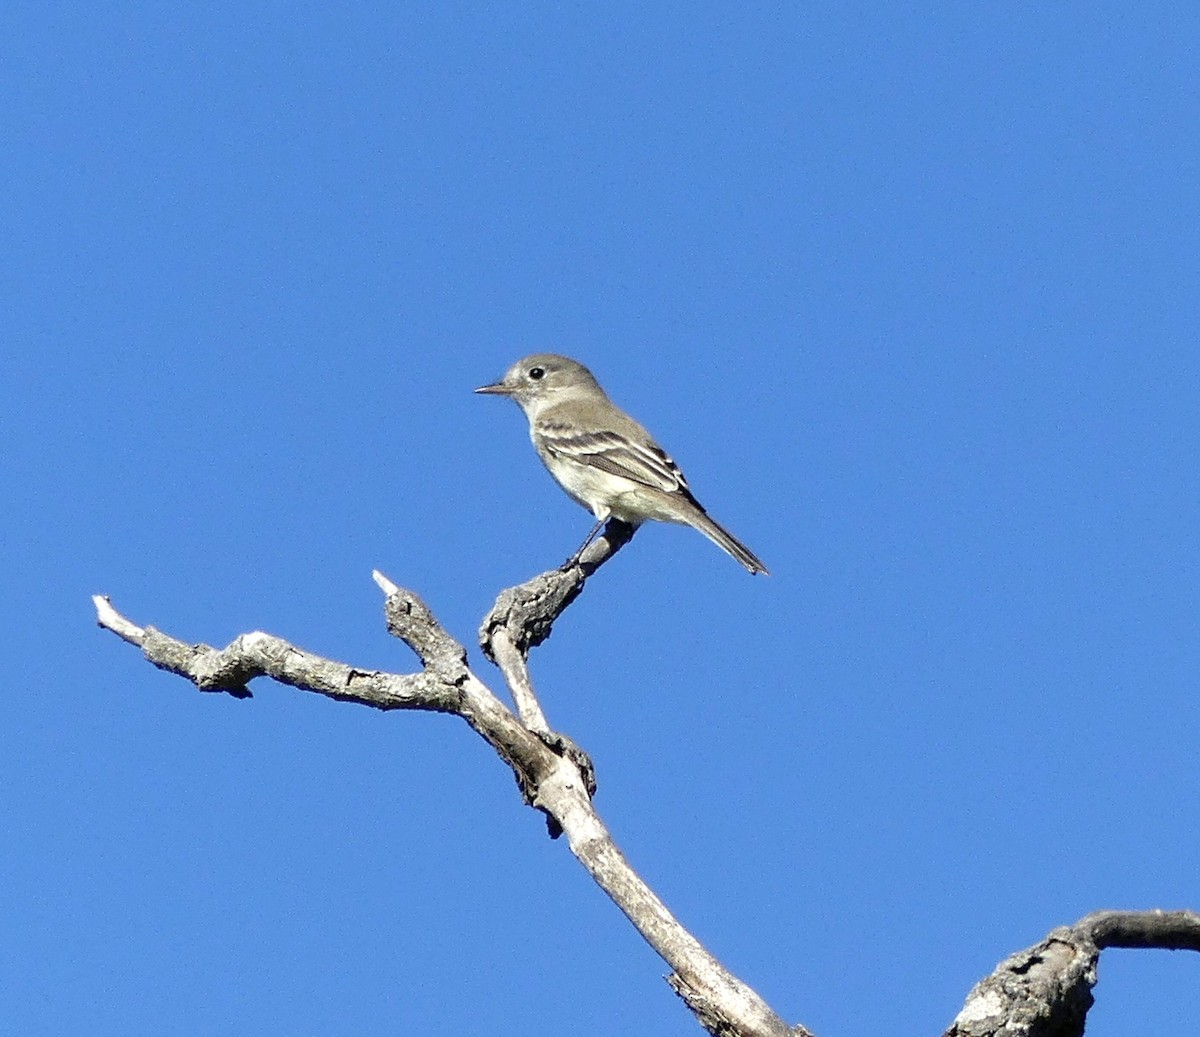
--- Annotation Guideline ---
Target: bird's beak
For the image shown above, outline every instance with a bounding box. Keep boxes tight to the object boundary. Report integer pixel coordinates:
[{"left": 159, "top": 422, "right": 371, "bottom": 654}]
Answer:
[{"left": 474, "top": 381, "right": 511, "bottom": 396}]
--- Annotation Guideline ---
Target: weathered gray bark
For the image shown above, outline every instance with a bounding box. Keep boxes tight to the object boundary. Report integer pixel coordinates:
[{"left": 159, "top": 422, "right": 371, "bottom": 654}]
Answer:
[
  {"left": 945, "top": 910, "right": 1200, "bottom": 1037},
  {"left": 94, "top": 520, "right": 1197, "bottom": 1037}
]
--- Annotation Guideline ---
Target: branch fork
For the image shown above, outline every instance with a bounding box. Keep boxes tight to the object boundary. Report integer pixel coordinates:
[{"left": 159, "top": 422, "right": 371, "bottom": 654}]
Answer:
[{"left": 94, "top": 521, "right": 1196, "bottom": 1037}]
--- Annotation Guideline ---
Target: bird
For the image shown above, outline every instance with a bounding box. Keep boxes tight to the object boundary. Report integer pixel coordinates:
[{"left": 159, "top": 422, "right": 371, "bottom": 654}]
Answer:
[{"left": 476, "top": 353, "right": 768, "bottom": 574}]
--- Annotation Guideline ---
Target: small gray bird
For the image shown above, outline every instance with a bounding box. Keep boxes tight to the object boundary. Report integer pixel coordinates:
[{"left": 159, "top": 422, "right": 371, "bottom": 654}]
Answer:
[{"left": 476, "top": 354, "right": 768, "bottom": 574}]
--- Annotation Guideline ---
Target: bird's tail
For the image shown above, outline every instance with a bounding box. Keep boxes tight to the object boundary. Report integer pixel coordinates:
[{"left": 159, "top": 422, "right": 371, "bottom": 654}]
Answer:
[{"left": 687, "top": 507, "right": 769, "bottom": 575}]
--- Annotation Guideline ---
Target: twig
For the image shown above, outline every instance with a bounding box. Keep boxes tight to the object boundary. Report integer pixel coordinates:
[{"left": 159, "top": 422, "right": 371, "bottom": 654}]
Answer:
[{"left": 1080, "top": 908, "right": 1200, "bottom": 950}]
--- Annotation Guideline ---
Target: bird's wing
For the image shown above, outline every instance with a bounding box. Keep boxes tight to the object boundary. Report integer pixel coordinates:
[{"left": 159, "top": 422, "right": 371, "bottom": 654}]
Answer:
[{"left": 537, "top": 424, "right": 689, "bottom": 494}]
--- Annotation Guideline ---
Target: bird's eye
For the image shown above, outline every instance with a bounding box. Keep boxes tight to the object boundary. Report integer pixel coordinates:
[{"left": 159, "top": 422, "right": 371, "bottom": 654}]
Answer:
[{"left": 528, "top": 367, "right": 545, "bottom": 380}]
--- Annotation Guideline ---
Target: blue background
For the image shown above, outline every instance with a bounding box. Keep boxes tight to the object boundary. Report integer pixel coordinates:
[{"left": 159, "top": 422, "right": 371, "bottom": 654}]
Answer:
[{"left": 4, "top": 4, "right": 1197, "bottom": 1034}]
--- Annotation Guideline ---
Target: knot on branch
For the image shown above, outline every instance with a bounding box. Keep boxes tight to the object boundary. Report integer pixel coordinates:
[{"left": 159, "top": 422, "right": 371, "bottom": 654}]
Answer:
[
  {"left": 479, "top": 570, "right": 586, "bottom": 660},
  {"left": 667, "top": 974, "right": 732, "bottom": 1036},
  {"left": 667, "top": 973, "right": 807, "bottom": 1037},
  {"left": 504, "top": 727, "right": 599, "bottom": 841},
  {"left": 947, "top": 909, "right": 1200, "bottom": 1037},
  {"left": 478, "top": 519, "right": 636, "bottom": 662},
  {"left": 537, "top": 729, "right": 598, "bottom": 799},
  {"left": 143, "top": 627, "right": 254, "bottom": 698},
  {"left": 946, "top": 935, "right": 1097, "bottom": 1037}
]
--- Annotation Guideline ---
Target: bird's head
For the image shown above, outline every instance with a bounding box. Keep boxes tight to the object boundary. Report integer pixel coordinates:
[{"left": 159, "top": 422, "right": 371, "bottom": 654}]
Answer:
[{"left": 475, "top": 353, "right": 604, "bottom": 418}]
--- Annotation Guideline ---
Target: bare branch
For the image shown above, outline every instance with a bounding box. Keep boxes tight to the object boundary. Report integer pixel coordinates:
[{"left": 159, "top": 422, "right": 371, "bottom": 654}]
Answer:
[
  {"left": 475, "top": 519, "right": 633, "bottom": 765},
  {"left": 93, "top": 594, "right": 146, "bottom": 645},
  {"left": 526, "top": 752, "right": 799, "bottom": 1037},
  {"left": 93, "top": 593, "right": 458, "bottom": 708},
  {"left": 491, "top": 630, "right": 550, "bottom": 733},
  {"left": 945, "top": 909, "right": 1200, "bottom": 1037},
  {"left": 375, "top": 576, "right": 469, "bottom": 681},
  {"left": 1079, "top": 908, "right": 1200, "bottom": 950},
  {"left": 466, "top": 524, "right": 805, "bottom": 1037},
  {"left": 97, "top": 564, "right": 1194, "bottom": 1037},
  {"left": 93, "top": 543, "right": 807, "bottom": 1037},
  {"left": 478, "top": 518, "right": 635, "bottom": 660}
]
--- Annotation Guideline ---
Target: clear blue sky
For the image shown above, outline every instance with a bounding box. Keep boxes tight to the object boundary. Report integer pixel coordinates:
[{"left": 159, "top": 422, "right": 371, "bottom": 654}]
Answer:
[{"left": 3, "top": 4, "right": 1197, "bottom": 1035}]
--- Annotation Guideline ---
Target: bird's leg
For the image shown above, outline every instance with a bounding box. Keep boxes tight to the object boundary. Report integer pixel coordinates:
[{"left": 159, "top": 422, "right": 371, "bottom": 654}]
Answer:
[{"left": 562, "top": 518, "right": 607, "bottom": 569}]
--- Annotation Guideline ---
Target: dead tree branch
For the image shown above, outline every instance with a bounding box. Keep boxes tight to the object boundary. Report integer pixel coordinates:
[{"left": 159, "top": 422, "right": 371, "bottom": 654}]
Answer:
[
  {"left": 93, "top": 520, "right": 802, "bottom": 1037},
  {"left": 94, "top": 523, "right": 1195, "bottom": 1037},
  {"left": 945, "top": 909, "right": 1200, "bottom": 1037}
]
